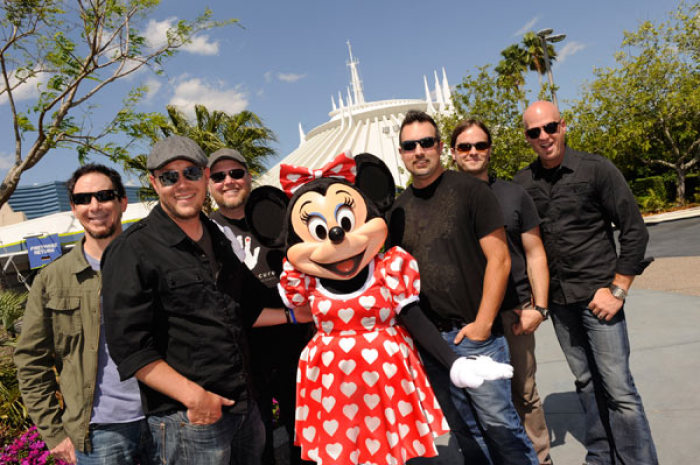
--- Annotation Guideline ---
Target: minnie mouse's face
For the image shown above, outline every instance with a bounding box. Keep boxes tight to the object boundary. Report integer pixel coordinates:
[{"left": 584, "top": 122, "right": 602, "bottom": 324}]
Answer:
[{"left": 287, "top": 182, "right": 387, "bottom": 280}]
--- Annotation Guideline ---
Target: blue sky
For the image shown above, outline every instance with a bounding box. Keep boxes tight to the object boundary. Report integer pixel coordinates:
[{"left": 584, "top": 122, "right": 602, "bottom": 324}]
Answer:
[{"left": 0, "top": 0, "right": 677, "bottom": 187}]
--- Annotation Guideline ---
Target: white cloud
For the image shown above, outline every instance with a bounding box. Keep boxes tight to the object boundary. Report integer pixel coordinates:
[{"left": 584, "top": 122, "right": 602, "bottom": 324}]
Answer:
[
  {"left": 183, "top": 35, "right": 219, "bottom": 55},
  {"left": 514, "top": 16, "right": 539, "bottom": 36},
  {"left": 143, "top": 78, "right": 162, "bottom": 101},
  {"left": 169, "top": 78, "right": 248, "bottom": 117},
  {"left": 0, "top": 152, "right": 14, "bottom": 171},
  {"left": 0, "top": 69, "right": 46, "bottom": 105},
  {"left": 276, "top": 72, "right": 306, "bottom": 83},
  {"left": 144, "top": 18, "right": 219, "bottom": 55},
  {"left": 556, "top": 41, "right": 586, "bottom": 64}
]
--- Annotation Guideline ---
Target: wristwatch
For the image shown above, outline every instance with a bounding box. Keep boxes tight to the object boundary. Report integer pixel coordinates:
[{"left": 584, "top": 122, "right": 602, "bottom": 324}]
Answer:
[
  {"left": 534, "top": 305, "right": 549, "bottom": 321},
  {"left": 609, "top": 284, "right": 628, "bottom": 301}
]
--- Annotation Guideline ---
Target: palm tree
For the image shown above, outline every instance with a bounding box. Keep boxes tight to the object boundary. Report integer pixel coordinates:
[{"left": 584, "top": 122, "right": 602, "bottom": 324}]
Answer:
[
  {"left": 521, "top": 32, "right": 558, "bottom": 85},
  {"left": 124, "top": 104, "right": 277, "bottom": 202}
]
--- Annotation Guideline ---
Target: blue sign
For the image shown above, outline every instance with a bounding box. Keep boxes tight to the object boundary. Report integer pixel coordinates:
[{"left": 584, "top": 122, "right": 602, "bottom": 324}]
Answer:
[{"left": 26, "top": 234, "right": 62, "bottom": 269}]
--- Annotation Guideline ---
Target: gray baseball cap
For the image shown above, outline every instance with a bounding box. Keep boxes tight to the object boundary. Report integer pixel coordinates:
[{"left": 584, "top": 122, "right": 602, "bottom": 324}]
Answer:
[
  {"left": 208, "top": 148, "right": 247, "bottom": 169},
  {"left": 147, "top": 135, "right": 208, "bottom": 170}
]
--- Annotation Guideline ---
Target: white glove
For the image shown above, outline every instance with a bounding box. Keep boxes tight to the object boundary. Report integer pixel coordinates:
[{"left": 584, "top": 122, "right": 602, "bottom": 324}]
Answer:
[{"left": 450, "top": 356, "right": 514, "bottom": 389}]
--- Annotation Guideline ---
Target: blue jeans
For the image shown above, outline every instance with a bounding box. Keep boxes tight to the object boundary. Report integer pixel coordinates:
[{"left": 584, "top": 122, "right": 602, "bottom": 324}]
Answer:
[
  {"left": 147, "top": 401, "right": 265, "bottom": 465},
  {"left": 425, "top": 331, "right": 538, "bottom": 465},
  {"left": 76, "top": 419, "right": 155, "bottom": 465},
  {"left": 550, "top": 302, "right": 658, "bottom": 465}
]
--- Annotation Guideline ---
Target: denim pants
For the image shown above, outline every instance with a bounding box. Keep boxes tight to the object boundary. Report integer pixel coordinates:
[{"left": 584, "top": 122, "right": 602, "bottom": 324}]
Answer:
[
  {"left": 550, "top": 302, "right": 658, "bottom": 465},
  {"left": 76, "top": 419, "right": 156, "bottom": 465},
  {"left": 424, "top": 331, "right": 538, "bottom": 465},
  {"left": 147, "top": 400, "right": 265, "bottom": 465}
]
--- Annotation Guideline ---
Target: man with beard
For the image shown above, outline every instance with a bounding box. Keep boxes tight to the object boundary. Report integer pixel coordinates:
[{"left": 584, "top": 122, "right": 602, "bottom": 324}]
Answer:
[
  {"left": 101, "top": 136, "right": 304, "bottom": 465},
  {"left": 15, "top": 164, "right": 155, "bottom": 465},
  {"left": 207, "top": 148, "right": 313, "bottom": 465}
]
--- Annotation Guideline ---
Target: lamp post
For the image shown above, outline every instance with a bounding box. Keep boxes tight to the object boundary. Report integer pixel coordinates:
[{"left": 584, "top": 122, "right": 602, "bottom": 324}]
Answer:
[{"left": 537, "top": 28, "right": 566, "bottom": 108}]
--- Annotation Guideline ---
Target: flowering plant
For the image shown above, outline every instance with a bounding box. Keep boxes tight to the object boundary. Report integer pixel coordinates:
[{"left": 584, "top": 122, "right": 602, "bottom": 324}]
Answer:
[{"left": 0, "top": 427, "right": 69, "bottom": 465}]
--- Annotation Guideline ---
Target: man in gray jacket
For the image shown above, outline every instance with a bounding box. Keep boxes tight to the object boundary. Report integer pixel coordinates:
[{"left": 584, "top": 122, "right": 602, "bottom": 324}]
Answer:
[{"left": 15, "top": 164, "right": 153, "bottom": 465}]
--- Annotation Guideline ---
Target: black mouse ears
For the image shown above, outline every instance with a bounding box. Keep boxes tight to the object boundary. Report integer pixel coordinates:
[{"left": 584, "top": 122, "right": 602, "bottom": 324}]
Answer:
[
  {"left": 245, "top": 153, "right": 396, "bottom": 248},
  {"left": 354, "top": 153, "right": 396, "bottom": 213},
  {"left": 245, "top": 185, "right": 289, "bottom": 248}
]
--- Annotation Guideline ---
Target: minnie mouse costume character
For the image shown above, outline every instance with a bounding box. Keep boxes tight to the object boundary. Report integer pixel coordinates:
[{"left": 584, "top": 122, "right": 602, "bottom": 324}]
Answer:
[{"left": 246, "top": 152, "right": 512, "bottom": 465}]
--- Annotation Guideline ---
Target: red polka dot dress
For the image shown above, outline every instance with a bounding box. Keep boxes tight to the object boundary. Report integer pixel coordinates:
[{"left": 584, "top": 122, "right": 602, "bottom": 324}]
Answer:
[{"left": 278, "top": 246, "right": 449, "bottom": 465}]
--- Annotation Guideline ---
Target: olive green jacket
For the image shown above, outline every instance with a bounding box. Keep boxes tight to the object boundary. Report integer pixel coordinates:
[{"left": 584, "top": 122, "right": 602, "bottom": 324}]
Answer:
[{"left": 14, "top": 243, "right": 100, "bottom": 452}]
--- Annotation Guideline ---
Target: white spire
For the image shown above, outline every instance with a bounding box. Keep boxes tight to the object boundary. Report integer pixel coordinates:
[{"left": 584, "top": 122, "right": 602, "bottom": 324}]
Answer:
[
  {"left": 331, "top": 95, "right": 337, "bottom": 111},
  {"left": 424, "top": 75, "right": 435, "bottom": 114},
  {"left": 298, "top": 122, "right": 306, "bottom": 146},
  {"left": 338, "top": 91, "right": 344, "bottom": 108},
  {"left": 346, "top": 41, "right": 365, "bottom": 105},
  {"left": 434, "top": 70, "right": 445, "bottom": 109},
  {"left": 347, "top": 86, "right": 354, "bottom": 107},
  {"left": 441, "top": 67, "right": 452, "bottom": 105}
]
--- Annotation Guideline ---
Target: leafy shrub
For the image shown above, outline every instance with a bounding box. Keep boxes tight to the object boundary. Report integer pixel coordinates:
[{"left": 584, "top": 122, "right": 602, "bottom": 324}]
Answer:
[
  {"left": 0, "top": 360, "right": 31, "bottom": 446},
  {"left": 638, "top": 188, "right": 668, "bottom": 213},
  {"left": 631, "top": 176, "right": 667, "bottom": 201},
  {"left": 0, "top": 426, "right": 69, "bottom": 464},
  {"left": 0, "top": 291, "right": 27, "bottom": 338}
]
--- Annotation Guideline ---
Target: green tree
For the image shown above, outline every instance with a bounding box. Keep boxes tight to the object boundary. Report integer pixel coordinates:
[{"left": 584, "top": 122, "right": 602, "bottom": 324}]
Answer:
[
  {"left": 566, "top": 2, "right": 700, "bottom": 203},
  {"left": 439, "top": 65, "right": 532, "bottom": 179},
  {"left": 0, "top": 0, "right": 236, "bottom": 208},
  {"left": 495, "top": 32, "right": 558, "bottom": 94}
]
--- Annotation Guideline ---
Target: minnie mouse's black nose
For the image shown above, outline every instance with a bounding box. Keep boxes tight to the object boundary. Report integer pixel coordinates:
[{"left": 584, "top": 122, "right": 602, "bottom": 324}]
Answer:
[{"left": 328, "top": 226, "right": 345, "bottom": 244}]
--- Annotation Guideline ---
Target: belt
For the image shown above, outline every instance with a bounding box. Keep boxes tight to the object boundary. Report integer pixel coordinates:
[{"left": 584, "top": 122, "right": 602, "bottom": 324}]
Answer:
[{"left": 431, "top": 317, "right": 467, "bottom": 332}]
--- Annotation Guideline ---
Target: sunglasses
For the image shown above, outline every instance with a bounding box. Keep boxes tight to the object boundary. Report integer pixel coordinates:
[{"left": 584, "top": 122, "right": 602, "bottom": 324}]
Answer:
[
  {"left": 454, "top": 141, "right": 491, "bottom": 153},
  {"left": 400, "top": 137, "right": 439, "bottom": 152},
  {"left": 71, "top": 189, "right": 120, "bottom": 205},
  {"left": 525, "top": 121, "right": 560, "bottom": 139},
  {"left": 156, "top": 166, "right": 204, "bottom": 186},
  {"left": 210, "top": 168, "right": 246, "bottom": 183}
]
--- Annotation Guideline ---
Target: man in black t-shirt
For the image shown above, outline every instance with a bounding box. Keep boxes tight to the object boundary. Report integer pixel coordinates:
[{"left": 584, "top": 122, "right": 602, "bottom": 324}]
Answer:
[
  {"left": 387, "top": 111, "right": 537, "bottom": 465},
  {"left": 208, "top": 148, "right": 313, "bottom": 465},
  {"left": 451, "top": 119, "right": 553, "bottom": 465}
]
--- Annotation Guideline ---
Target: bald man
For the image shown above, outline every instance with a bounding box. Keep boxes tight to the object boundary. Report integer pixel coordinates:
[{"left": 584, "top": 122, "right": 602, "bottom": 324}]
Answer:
[{"left": 513, "top": 101, "right": 657, "bottom": 465}]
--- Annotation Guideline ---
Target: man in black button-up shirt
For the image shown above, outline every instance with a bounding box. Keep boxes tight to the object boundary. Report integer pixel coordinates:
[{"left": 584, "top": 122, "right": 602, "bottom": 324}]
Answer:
[
  {"left": 513, "top": 101, "right": 658, "bottom": 465},
  {"left": 102, "top": 136, "right": 296, "bottom": 465}
]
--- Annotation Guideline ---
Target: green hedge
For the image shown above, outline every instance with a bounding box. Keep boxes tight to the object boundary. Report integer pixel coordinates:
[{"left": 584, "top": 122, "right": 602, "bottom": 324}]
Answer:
[{"left": 631, "top": 176, "right": 667, "bottom": 200}]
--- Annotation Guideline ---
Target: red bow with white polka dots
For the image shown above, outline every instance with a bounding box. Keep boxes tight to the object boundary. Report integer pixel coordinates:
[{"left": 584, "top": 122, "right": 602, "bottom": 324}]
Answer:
[{"left": 279, "top": 151, "right": 356, "bottom": 197}]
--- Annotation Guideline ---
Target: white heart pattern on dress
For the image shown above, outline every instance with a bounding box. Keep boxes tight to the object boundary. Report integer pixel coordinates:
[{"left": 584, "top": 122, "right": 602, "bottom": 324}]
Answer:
[
  {"left": 321, "top": 321, "right": 334, "bottom": 334},
  {"left": 380, "top": 287, "right": 391, "bottom": 301},
  {"left": 339, "top": 338, "right": 355, "bottom": 353},
  {"left": 321, "top": 373, "right": 334, "bottom": 389},
  {"left": 385, "top": 407, "right": 396, "bottom": 425},
  {"left": 343, "top": 403, "right": 359, "bottom": 420},
  {"left": 397, "top": 400, "right": 413, "bottom": 416},
  {"left": 398, "top": 423, "right": 410, "bottom": 438},
  {"left": 346, "top": 426, "right": 360, "bottom": 442},
  {"left": 362, "top": 371, "right": 380, "bottom": 387},
  {"left": 401, "top": 379, "right": 416, "bottom": 394},
  {"left": 338, "top": 359, "right": 356, "bottom": 375},
  {"left": 361, "top": 317, "right": 376, "bottom": 330},
  {"left": 363, "top": 331, "right": 378, "bottom": 343},
  {"left": 382, "top": 362, "right": 398, "bottom": 378},
  {"left": 385, "top": 385, "right": 395, "bottom": 399},
  {"left": 323, "top": 420, "right": 339, "bottom": 436},
  {"left": 295, "top": 405, "right": 309, "bottom": 421},
  {"left": 338, "top": 308, "right": 354, "bottom": 323},
  {"left": 361, "top": 348, "right": 379, "bottom": 364},
  {"left": 412, "top": 440, "right": 426, "bottom": 456},
  {"left": 379, "top": 308, "right": 392, "bottom": 322},
  {"left": 364, "top": 416, "right": 381, "bottom": 432},
  {"left": 340, "top": 381, "right": 357, "bottom": 398},
  {"left": 386, "top": 431, "right": 399, "bottom": 448},
  {"left": 326, "top": 443, "right": 342, "bottom": 461},
  {"left": 386, "top": 275, "right": 399, "bottom": 290},
  {"left": 310, "top": 388, "right": 322, "bottom": 402},
  {"left": 302, "top": 426, "right": 316, "bottom": 442},
  {"left": 383, "top": 340, "right": 399, "bottom": 356},
  {"left": 321, "top": 351, "right": 334, "bottom": 366},
  {"left": 307, "top": 366, "right": 320, "bottom": 382},
  {"left": 365, "top": 438, "right": 380, "bottom": 455},
  {"left": 317, "top": 300, "right": 332, "bottom": 314},
  {"left": 390, "top": 257, "right": 403, "bottom": 272},
  {"left": 363, "top": 393, "right": 380, "bottom": 410},
  {"left": 415, "top": 420, "right": 430, "bottom": 437},
  {"left": 322, "top": 396, "right": 336, "bottom": 413},
  {"left": 359, "top": 295, "right": 375, "bottom": 310}
]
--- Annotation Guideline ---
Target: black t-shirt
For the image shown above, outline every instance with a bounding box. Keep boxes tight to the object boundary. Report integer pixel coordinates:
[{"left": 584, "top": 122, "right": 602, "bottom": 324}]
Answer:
[
  {"left": 489, "top": 177, "right": 541, "bottom": 310},
  {"left": 387, "top": 171, "right": 505, "bottom": 329}
]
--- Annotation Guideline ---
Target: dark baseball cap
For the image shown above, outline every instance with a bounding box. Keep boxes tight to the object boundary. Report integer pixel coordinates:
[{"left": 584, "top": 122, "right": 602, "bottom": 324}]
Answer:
[
  {"left": 208, "top": 148, "right": 247, "bottom": 169},
  {"left": 147, "top": 135, "right": 208, "bottom": 170}
]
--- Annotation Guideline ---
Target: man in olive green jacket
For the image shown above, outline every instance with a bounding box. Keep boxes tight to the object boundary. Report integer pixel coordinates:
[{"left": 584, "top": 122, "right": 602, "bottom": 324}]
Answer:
[{"left": 14, "top": 165, "right": 153, "bottom": 465}]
